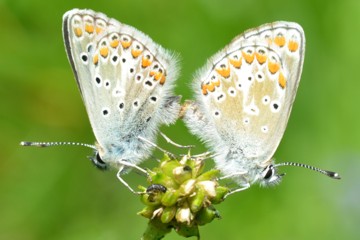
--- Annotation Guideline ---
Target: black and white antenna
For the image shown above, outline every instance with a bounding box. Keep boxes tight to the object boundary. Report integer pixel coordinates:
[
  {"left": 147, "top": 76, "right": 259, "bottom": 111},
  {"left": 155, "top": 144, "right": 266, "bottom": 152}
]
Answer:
[
  {"left": 20, "top": 141, "right": 96, "bottom": 150},
  {"left": 275, "top": 162, "right": 341, "bottom": 179}
]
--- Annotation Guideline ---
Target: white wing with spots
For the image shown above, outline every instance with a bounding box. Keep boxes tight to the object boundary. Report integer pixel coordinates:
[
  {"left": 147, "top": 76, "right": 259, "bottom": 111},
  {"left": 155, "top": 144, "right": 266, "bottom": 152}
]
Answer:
[
  {"left": 184, "top": 22, "right": 305, "bottom": 182},
  {"left": 63, "top": 9, "right": 180, "bottom": 166}
]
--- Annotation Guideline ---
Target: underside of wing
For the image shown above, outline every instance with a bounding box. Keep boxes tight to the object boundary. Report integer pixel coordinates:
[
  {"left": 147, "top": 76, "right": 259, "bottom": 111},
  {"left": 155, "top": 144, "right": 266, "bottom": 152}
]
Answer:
[
  {"left": 185, "top": 22, "right": 305, "bottom": 166},
  {"left": 62, "top": 9, "right": 180, "bottom": 164}
]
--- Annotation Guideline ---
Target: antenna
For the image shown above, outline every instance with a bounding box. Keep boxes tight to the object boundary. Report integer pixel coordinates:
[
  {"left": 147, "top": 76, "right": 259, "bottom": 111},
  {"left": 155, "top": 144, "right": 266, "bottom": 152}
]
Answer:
[
  {"left": 20, "top": 141, "right": 96, "bottom": 150},
  {"left": 275, "top": 162, "right": 341, "bottom": 179}
]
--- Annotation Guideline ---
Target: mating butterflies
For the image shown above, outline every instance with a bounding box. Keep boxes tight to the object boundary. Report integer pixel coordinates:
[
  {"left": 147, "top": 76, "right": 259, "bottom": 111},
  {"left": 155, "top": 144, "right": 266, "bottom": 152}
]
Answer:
[{"left": 21, "top": 10, "right": 339, "bottom": 195}]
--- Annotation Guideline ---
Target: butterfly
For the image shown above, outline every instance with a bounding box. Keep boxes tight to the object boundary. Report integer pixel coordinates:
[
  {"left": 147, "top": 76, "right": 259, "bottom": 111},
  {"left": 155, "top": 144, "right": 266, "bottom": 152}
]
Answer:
[
  {"left": 182, "top": 22, "right": 340, "bottom": 195},
  {"left": 21, "top": 9, "right": 181, "bottom": 193}
]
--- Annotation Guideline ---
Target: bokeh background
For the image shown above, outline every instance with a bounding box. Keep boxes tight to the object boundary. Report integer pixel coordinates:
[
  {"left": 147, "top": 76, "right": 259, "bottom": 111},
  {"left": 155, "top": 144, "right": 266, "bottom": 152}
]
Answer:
[{"left": 1, "top": 0, "right": 359, "bottom": 239}]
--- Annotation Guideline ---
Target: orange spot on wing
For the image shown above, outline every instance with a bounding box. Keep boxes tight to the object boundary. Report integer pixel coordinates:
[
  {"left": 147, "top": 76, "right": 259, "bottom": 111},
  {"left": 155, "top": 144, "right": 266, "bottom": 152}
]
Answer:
[
  {"left": 74, "top": 27, "right": 83, "bottom": 37},
  {"left": 207, "top": 82, "right": 215, "bottom": 92},
  {"left": 93, "top": 54, "right": 99, "bottom": 65},
  {"left": 201, "top": 84, "right": 208, "bottom": 95},
  {"left": 213, "top": 79, "right": 221, "bottom": 87},
  {"left": 268, "top": 61, "right": 280, "bottom": 74},
  {"left": 159, "top": 74, "right": 166, "bottom": 85},
  {"left": 154, "top": 72, "right": 163, "bottom": 81},
  {"left": 288, "top": 40, "right": 299, "bottom": 52},
  {"left": 216, "top": 65, "right": 231, "bottom": 78},
  {"left": 242, "top": 51, "right": 255, "bottom": 64},
  {"left": 229, "top": 58, "right": 242, "bottom": 68},
  {"left": 100, "top": 47, "right": 109, "bottom": 58},
  {"left": 274, "top": 35, "right": 286, "bottom": 47},
  {"left": 141, "top": 56, "right": 152, "bottom": 68},
  {"left": 85, "top": 24, "right": 94, "bottom": 34},
  {"left": 131, "top": 49, "right": 142, "bottom": 58},
  {"left": 110, "top": 40, "right": 119, "bottom": 48},
  {"left": 278, "top": 72, "right": 286, "bottom": 89},
  {"left": 255, "top": 53, "right": 267, "bottom": 64},
  {"left": 95, "top": 27, "right": 103, "bottom": 34},
  {"left": 150, "top": 70, "right": 166, "bottom": 84},
  {"left": 121, "top": 40, "right": 132, "bottom": 49}
]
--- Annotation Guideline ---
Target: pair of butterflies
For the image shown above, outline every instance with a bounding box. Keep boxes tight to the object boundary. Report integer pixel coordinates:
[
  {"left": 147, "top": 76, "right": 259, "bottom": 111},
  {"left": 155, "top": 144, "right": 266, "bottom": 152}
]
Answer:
[{"left": 21, "top": 9, "right": 339, "bottom": 195}]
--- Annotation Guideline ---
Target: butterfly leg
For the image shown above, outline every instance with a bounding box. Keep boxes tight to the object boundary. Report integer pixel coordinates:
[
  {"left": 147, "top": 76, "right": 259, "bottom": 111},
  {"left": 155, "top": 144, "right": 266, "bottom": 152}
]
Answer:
[
  {"left": 159, "top": 132, "right": 194, "bottom": 149},
  {"left": 117, "top": 159, "right": 148, "bottom": 176},
  {"left": 224, "top": 183, "right": 251, "bottom": 198},
  {"left": 138, "top": 136, "right": 176, "bottom": 158},
  {"left": 217, "top": 171, "right": 247, "bottom": 181},
  {"left": 116, "top": 164, "right": 146, "bottom": 194},
  {"left": 116, "top": 160, "right": 149, "bottom": 194},
  {"left": 217, "top": 171, "right": 250, "bottom": 198},
  {"left": 179, "top": 151, "right": 214, "bottom": 164},
  {"left": 189, "top": 151, "right": 213, "bottom": 159}
]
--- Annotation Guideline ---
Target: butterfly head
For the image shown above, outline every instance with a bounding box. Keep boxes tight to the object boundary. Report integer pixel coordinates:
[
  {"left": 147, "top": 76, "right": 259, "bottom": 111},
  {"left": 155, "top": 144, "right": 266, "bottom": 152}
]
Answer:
[
  {"left": 258, "top": 164, "right": 284, "bottom": 187},
  {"left": 257, "top": 161, "right": 341, "bottom": 187}
]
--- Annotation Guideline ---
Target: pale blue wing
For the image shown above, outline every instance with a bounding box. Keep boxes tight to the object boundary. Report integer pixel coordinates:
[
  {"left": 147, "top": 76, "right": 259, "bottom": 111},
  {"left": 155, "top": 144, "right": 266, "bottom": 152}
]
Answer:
[
  {"left": 184, "top": 22, "right": 305, "bottom": 177},
  {"left": 63, "top": 9, "right": 180, "bottom": 165}
]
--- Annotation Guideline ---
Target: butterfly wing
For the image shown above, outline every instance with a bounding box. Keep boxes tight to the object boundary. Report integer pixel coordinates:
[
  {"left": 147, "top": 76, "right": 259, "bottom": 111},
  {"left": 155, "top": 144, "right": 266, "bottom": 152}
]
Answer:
[
  {"left": 63, "top": 9, "right": 180, "bottom": 165},
  {"left": 184, "top": 22, "right": 305, "bottom": 177}
]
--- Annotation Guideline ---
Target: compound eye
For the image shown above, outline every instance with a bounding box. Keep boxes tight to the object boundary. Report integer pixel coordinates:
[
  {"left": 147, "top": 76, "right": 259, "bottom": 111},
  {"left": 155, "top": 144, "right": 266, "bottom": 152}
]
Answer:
[
  {"left": 96, "top": 152, "right": 106, "bottom": 164},
  {"left": 90, "top": 152, "right": 107, "bottom": 170},
  {"left": 263, "top": 166, "right": 274, "bottom": 180}
]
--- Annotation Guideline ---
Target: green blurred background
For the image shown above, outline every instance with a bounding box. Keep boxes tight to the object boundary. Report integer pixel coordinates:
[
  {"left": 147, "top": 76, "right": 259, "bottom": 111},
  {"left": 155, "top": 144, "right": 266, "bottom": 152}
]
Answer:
[{"left": 1, "top": 0, "right": 359, "bottom": 239}]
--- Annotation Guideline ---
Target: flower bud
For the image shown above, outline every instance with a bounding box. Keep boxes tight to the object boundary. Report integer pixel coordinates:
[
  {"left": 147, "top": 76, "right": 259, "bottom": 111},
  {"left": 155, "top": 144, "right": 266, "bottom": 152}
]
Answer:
[
  {"left": 161, "top": 189, "right": 180, "bottom": 207},
  {"left": 176, "top": 207, "right": 193, "bottom": 225},
  {"left": 178, "top": 179, "right": 196, "bottom": 196},
  {"left": 197, "top": 180, "right": 217, "bottom": 198},
  {"left": 196, "top": 169, "right": 220, "bottom": 182},
  {"left": 139, "top": 152, "right": 230, "bottom": 239},
  {"left": 211, "top": 186, "right": 229, "bottom": 204},
  {"left": 138, "top": 206, "right": 156, "bottom": 219},
  {"left": 160, "top": 206, "right": 176, "bottom": 223},
  {"left": 189, "top": 187, "right": 205, "bottom": 213},
  {"left": 140, "top": 193, "right": 161, "bottom": 207},
  {"left": 173, "top": 165, "right": 192, "bottom": 184},
  {"left": 195, "top": 207, "right": 220, "bottom": 226},
  {"left": 160, "top": 159, "right": 182, "bottom": 177}
]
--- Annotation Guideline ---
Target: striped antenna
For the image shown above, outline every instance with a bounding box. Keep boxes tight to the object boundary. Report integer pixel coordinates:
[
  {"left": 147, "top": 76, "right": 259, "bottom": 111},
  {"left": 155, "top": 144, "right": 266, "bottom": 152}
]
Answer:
[
  {"left": 20, "top": 141, "right": 96, "bottom": 150},
  {"left": 275, "top": 162, "right": 341, "bottom": 179}
]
